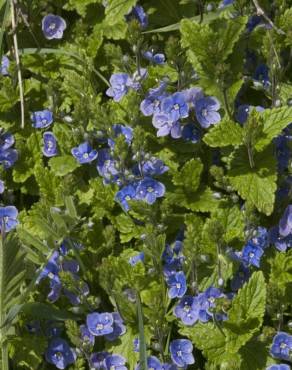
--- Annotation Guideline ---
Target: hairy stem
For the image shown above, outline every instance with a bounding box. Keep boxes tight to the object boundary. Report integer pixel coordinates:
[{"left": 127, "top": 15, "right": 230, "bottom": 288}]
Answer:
[{"left": 11, "top": 0, "right": 25, "bottom": 129}]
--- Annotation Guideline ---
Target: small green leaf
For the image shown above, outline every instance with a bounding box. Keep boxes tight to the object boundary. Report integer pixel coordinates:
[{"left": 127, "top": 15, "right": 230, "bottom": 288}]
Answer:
[
  {"left": 255, "top": 106, "right": 292, "bottom": 151},
  {"left": 228, "top": 146, "right": 277, "bottom": 215},
  {"left": 49, "top": 155, "right": 79, "bottom": 176},
  {"left": 172, "top": 158, "right": 203, "bottom": 191},
  {"left": 204, "top": 118, "right": 244, "bottom": 147}
]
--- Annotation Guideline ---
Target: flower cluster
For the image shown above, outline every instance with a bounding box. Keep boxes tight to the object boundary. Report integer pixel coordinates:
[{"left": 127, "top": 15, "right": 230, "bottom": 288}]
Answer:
[
  {"left": 0, "top": 131, "right": 18, "bottom": 169},
  {"left": 37, "top": 240, "right": 89, "bottom": 305},
  {"left": 141, "top": 84, "right": 221, "bottom": 138}
]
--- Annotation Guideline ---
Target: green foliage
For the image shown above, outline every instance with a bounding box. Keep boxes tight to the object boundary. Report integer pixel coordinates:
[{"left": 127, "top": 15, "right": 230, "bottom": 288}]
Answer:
[
  {"left": 228, "top": 146, "right": 277, "bottom": 215},
  {"left": 204, "top": 118, "right": 244, "bottom": 148},
  {"left": 180, "top": 272, "right": 266, "bottom": 368}
]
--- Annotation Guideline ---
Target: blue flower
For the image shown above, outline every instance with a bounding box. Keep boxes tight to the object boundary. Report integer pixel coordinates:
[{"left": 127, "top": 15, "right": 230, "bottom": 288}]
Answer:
[
  {"left": 279, "top": 205, "right": 292, "bottom": 237},
  {"left": 235, "top": 105, "right": 264, "bottom": 125},
  {"left": 80, "top": 325, "right": 95, "bottom": 346},
  {"left": 97, "top": 149, "right": 120, "bottom": 184},
  {"left": 115, "top": 183, "right": 138, "bottom": 211},
  {"left": 108, "top": 124, "right": 133, "bottom": 148},
  {"left": 169, "top": 339, "right": 195, "bottom": 367},
  {"left": 71, "top": 142, "right": 98, "bottom": 164},
  {"left": 0, "top": 206, "right": 18, "bottom": 232},
  {"left": 181, "top": 123, "right": 201, "bottom": 143},
  {"left": 45, "top": 338, "right": 76, "bottom": 369},
  {"left": 182, "top": 87, "right": 203, "bottom": 107},
  {"left": 174, "top": 295, "right": 200, "bottom": 325},
  {"left": 254, "top": 64, "right": 270, "bottom": 87},
  {"left": 218, "top": 0, "right": 234, "bottom": 8},
  {"left": 143, "top": 51, "right": 165, "bottom": 64},
  {"left": 270, "top": 332, "right": 292, "bottom": 361},
  {"left": 42, "top": 132, "right": 57, "bottom": 157},
  {"left": 0, "top": 148, "right": 18, "bottom": 169},
  {"left": 133, "top": 157, "right": 168, "bottom": 177},
  {"left": 106, "top": 73, "right": 131, "bottom": 102},
  {"left": 136, "top": 177, "right": 165, "bottom": 204},
  {"left": 247, "top": 15, "right": 262, "bottom": 32},
  {"left": 36, "top": 251, "right": 60, "bottom": 284},
  {"left": 133, "top": 338, "right": 139, "bottom": 352},
  {"left": 267, "top": 365, "right": 291, "bottom": 370},
  {"left": 269, "top": 226, "right": 292, "bottom": 252},
  {"left": 230, "top": 264, "right": 250, "bottom": 291},
  {"left": 90, "top": 351, "right": 109, "bottom": 369},
  {"left": 0, "top": 180, "right": 5, "bottom": 194},
  {"left": 152, "top": 114, "right": 181, "bottom": 138},
  {"left": 0, "top": 132, "right": 14, "bottom": 151},
  {"left": 242, "top": 243, "right": 264, "bottom": 267},
  {"left": 162, "top": 364, "right": 178, "bottom": 370},
  {"left": 105, "top": 355, "right": 127, "bottom": 370},
  {"left": 31, "top": 110, "right": 53, "bottom": 129},
  {"left": 166, "top": 271, "right": 187, "bottom": 299},
  {"left": 136, "top": 356, "right": 162, "bottom": 370},
  {"left": 195, "top": 96, "right": 221, "bottom": 128},
  {"left": 126, "top": 5, "right": 148, "bottom": 29},
  {"left": 42, "top": 14, "right": 67, "bottom": 40},
  {"left": 128, "top": 68, "right": 148, "bottom": 91},
  {"left": 275, "top": 134, "right": 291, "bottom": 172},
  {"left": 104, "top": 312, "right": 126, "bottom": 341},
  {"left": 1, "top": 56, "right": 9, "bottom": 76},
  {"left": 161, "top": 92, "right": 189, "bottom": 123},
  {"left": 129, "top": 252, "right": 145, "bottom": 266},
  {"left": 140, "top": 82, "right": 167, "bottom": 116},
  {"left": 86, "top": 312, "right": 114, "bottom": 336},
  {"left": 250, "top": 227, "right": 269, "bottom": 249}
]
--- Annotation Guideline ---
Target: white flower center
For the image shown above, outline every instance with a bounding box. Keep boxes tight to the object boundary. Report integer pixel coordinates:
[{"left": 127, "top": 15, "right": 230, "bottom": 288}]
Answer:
[
  {"left": 176, "top": 283, "right": 181, "bottom": 289},
  {"left": 96, "top": 323, "right": 104, "bottom": 330},
  {"left": 147, "top": 187, "right": 154, "bottom": 193},
  {"left": 83, "top": 153, "right": 89, "bottom": 159},
  {"left": 202, "top": 108, "right": 208, "bottom": 117},
  {"left": 174, "top": 104, "right": 180, "bottom": 110},
  {"left": 49, "top": 23, "right": 57, "bottom": 30}
]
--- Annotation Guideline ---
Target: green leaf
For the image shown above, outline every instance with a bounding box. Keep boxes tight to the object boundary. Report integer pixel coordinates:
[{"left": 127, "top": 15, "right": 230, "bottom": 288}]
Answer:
[
  {"left": 105, "top": 326, "right": 139, "bottom": 369},
  {"left": 137, "top": 293, "right": 147, "bottom": 370},
  {"left": 63, "top": 0, "right": 101, "bottom": 16},
  {"left": 172, "top": 158, "right": 203, "bottom": 191},
  {"left": 204, "top": 118, "right": 244, "bottom": 147},
  {"left": 49, "top": 155, "right": 79, "bottom": 176},
  {"left": 225, "top": 271, "right": 266, "bottom": 352},
  {"left": 254, "top": 106, "right": 292, "bottom": 151},
  {"left": 228, "top": 146, "right": 277, "bottom": 215},
  {"left": 239, "top": 339, "right": 269, "bottom": 370},
  {"left": 105, "top": 0, "right": 137, "bottom": 25}
]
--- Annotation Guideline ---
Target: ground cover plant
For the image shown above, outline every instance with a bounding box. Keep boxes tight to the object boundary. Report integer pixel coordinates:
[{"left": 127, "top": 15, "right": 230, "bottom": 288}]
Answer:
[{"left": 0, "top": 0, "right": 292, "bottom": 369}]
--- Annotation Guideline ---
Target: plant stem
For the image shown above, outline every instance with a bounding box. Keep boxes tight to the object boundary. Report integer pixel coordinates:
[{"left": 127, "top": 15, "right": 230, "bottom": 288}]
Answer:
[
  {"left": 11, "top": 0, "right": 25, "bottom": 129},
  {"left": 252, "top": 0, "right": 285, "bottom": 35},
  {"left": 247, "top": 143, "right": 255, "bottom": 169}
]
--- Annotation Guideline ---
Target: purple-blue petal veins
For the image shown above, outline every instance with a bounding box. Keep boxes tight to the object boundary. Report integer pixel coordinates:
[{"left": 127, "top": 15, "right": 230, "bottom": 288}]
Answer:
[
  {"left": 0, "top": 206, "right": 18, "bottom": 232},
  {"left": 166, "top": 271, "right": 187, "bottom": 299},
  {"left": 45, "top": 338, "right": 76, "bottom": 369},
  {"left": 136, "top": 177, "right": 165, "bottom": 204},
  {"left": 71, "top": 141, "right": 98, "bottom": 164},
  {"left": 105, "top": 354, "right": 127, "bottom": 370},
  {"left": 195, "top": 96, "right": 221, "bottom": 128},
  {"left": 31, "top": 110, "right": 53, "bottom": 129},
  {"left": 1, "top": 56, "right": 9, "bottom": 76},
  {"left": 42, "top": 132, "right": 57, "bottom": 157},
  {"left": 270, "top": 332, "right": 292, "bottom": 361},
  {"left": 42, "top": 14, "right": 67, "bottom": 40},
  {"left": 86, "top": 312, "right": 114, "bottom": 336},
  {"left": 104, "top": 312, "right": 126, "bottom": 341},
  {"left": 279, "top": 205, "right": 292, "bottom": 237},
  {"left": 169, "top": 339, "right": 195, "bottom": 367}
]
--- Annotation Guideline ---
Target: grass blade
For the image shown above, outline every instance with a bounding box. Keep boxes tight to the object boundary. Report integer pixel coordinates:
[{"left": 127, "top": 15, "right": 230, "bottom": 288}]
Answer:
[{"left": 137, "top": 292, "right": 147, "bottom": 370}]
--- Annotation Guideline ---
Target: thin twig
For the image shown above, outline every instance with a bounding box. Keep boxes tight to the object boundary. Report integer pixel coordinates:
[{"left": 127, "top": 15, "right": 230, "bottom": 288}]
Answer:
[
  {"left": 11, "top": 0, "right": 25, "bottom": 129},
  {"left": 252, "top": 0, "right": 285, "bottom": 35}
]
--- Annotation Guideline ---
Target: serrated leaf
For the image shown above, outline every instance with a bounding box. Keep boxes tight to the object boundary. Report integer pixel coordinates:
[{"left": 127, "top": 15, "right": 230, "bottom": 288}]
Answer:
[
  {"left": 228, "top": 146, "right": 277, "bottom": 215},
  {"left": 239, "top": 340, "right": 269, "bottom": 370},
  {"left": 172, "top": 158, "right": 203, "bottom": 191},
  {"left": 49, "top": 155, "right": 79, "bottom": 176},
  {"left": 204, "top": 118, "right": 244, "bottom": 147},
  {"left": 105, "top": 0, "right": 137, "bottom": 25},
  {"left": 255, "top": 106, "right": 292, "bottom": 151},
  {"left": 225, "top": 271, "right": 266, "bottom": 352}
]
